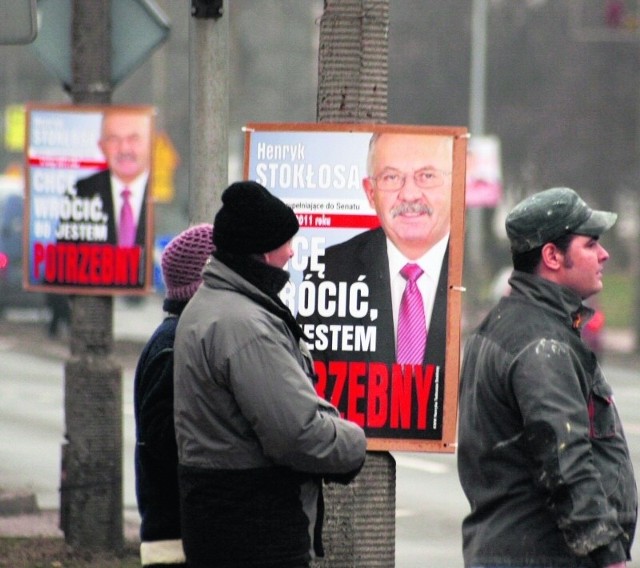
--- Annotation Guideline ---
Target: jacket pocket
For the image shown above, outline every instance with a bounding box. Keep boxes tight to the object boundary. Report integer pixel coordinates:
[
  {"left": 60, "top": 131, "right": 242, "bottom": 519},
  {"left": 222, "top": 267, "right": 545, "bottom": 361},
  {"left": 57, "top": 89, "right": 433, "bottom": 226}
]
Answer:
[{"left": 588, "top": 380, "right": 617, "bottom": 438}]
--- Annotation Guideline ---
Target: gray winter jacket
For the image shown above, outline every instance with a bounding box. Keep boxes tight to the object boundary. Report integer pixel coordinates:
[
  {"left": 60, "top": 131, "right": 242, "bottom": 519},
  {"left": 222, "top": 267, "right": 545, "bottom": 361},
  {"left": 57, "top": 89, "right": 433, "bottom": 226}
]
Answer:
[{"left": 174, "top": 255, "right": 367, "bottom": 567}]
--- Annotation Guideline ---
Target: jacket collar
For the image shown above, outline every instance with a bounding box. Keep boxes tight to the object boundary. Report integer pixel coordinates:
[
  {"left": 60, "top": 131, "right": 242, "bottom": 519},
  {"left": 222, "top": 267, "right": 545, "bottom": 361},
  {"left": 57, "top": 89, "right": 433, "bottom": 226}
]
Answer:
[
  {"left": 203, "top": 254, "right": 306, "bottom": 341},
  {"left": 508, "top": 270, "right": 595, "bottom": 331},
  {"left": 213, "top": 250, "right": 290, "bottom": 298}
]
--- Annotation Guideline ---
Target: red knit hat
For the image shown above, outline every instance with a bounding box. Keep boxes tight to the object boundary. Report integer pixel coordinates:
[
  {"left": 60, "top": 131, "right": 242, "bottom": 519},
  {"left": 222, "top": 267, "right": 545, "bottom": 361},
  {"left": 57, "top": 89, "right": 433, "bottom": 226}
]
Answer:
[{"left": 161, "top": 223, "right": 214, "bottom": 301}]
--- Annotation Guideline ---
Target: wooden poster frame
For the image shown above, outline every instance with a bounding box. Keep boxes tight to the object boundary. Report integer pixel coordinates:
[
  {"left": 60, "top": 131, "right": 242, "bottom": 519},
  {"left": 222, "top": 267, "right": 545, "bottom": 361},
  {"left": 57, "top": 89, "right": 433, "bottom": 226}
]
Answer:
[
  {"left": 23, "top": 103, "right": 156, "bottom": 296},
  {"left": 243, "top": 122, "right": 467, "bottom": 453}
]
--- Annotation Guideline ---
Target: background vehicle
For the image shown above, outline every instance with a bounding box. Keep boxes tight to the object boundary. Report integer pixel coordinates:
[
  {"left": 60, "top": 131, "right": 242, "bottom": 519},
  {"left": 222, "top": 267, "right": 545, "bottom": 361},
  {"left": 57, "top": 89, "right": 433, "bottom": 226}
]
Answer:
[{"left": 0, "top": 175, "right": 46, "bottom": 318}]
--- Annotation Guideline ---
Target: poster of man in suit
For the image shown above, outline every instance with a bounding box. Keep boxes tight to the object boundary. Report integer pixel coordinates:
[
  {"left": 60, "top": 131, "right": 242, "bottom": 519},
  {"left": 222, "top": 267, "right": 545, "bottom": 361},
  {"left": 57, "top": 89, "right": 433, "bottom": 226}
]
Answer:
[
  {"left": 243, "top": 123, "right": 468, "bottom": 451},
  {"left": 24, "top": 104, "right": 155, "bottom": 295}
]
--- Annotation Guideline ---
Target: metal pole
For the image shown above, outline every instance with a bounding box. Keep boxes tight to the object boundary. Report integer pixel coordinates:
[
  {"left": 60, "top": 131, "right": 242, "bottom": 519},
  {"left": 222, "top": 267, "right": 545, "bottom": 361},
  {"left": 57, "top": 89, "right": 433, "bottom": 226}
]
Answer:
[
  {"left": 189, "top": 0, "right": 228, "bottom": 224},
  {"left": 60, "top": 0, "right": 124, "bottom": 553}
]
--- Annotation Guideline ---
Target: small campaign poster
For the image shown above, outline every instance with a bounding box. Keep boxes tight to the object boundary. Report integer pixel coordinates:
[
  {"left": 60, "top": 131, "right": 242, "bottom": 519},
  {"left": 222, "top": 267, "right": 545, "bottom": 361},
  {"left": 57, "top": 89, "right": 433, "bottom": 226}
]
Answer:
[
  {"left": 244, "top": 123, "right": 468, "bottom": 452},
  {"left": 465, "top": 134, "right": 503, "bottom": 208},
  {"left": 24, "top": 104, "right": 155, "bottom": 295}
]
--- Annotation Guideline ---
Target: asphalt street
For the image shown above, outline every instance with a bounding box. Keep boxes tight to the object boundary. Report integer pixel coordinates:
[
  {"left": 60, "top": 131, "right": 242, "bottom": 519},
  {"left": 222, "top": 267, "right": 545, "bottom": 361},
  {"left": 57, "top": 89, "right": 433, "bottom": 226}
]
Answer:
[{"left": 0, "top": 296, "right": 638, "bottom": 567}]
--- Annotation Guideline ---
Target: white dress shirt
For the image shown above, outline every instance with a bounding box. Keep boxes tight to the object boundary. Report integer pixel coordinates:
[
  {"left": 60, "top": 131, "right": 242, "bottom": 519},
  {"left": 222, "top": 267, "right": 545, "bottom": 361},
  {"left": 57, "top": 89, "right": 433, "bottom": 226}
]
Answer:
[
  {"left": 387, "top": 234, "right": 449, "bottom": 339},
  {"left": 111, "top": 172, "right": 148, "bottom": 235}
]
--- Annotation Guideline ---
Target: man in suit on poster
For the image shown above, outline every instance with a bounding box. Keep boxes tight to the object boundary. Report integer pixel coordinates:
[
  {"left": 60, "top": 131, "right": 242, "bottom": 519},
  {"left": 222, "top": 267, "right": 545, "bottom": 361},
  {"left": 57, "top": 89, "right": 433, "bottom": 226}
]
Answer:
[
  {"left": 297, "top": 132, "right": 454, "bottom": 436},
  {"left": 63, "top": 108, "right": 152, "bottom": 247}
]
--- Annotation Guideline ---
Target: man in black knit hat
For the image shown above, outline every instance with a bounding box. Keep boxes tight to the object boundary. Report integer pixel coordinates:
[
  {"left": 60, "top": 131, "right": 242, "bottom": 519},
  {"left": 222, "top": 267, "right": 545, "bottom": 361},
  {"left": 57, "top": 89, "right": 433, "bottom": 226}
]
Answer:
[{"left": 173, "top": 181, "right": 367, "bottom": 568}]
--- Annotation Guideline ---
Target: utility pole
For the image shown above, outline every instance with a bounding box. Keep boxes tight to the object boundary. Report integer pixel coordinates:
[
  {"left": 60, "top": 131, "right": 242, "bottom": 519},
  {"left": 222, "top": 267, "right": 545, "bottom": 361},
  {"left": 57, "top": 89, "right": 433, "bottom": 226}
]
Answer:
[
  {"left": 189, "top": 0, "right": 228, "bottom": 224},
  {"left": 466, "top": 0, "right": 489, "bottom": 314},
  {"left": 314, "top": 1, "right": 393, "bottom": 566},
  {"left": 60, "top": 0, "right": 124, "bottom": 553}
]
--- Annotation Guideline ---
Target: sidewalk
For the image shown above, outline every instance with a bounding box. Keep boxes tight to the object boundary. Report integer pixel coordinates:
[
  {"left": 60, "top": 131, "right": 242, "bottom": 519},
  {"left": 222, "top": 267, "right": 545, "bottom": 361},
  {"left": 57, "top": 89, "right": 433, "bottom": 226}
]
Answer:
[
  {"left": 0, "top": 509, "right": 142, "bottom": 541},
  {"left": 0, "top": 294, "right": 165, "bottom": 541},
  {"left": 113, "top": 294, "right": 164, "bottom": 347}
]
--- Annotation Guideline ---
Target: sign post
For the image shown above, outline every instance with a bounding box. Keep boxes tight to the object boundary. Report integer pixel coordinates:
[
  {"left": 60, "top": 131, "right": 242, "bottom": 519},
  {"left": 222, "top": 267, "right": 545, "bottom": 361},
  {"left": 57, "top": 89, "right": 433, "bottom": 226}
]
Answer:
[
  {"left": 25, "top": 0, "right": 167, "bottom": 553},
  {"left": 31, "top": 0, "right": 169, "bottom": 89}
]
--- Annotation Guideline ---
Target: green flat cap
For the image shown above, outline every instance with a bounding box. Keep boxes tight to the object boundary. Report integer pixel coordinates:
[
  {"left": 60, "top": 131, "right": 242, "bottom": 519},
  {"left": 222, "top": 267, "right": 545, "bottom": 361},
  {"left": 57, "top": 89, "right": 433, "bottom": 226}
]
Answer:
[{"left": 505, "top": 187, "right": 617, "bottom": 254}]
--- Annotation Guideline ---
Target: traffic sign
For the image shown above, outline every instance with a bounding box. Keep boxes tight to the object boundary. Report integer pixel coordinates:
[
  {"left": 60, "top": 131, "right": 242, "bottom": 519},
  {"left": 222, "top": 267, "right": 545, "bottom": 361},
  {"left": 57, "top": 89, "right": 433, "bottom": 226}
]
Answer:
[
  {"left": 31, "top": 0, "right": 170, "bottom": 87},
  {"left": 0, "top": 0, "right": 37, "bottom": 45},
  {"left": 152, "top": 131, "right": 179, "bottom": 203},
  {"left": 5, "top": 105, "right": 27, "bottom": 152}
]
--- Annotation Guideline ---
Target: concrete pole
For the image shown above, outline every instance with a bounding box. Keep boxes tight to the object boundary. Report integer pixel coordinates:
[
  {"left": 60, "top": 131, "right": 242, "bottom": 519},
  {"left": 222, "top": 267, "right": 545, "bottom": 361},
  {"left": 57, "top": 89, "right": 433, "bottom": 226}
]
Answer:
[
  {"left": 60, "top": 0, "right": 124, "bottom": 553},
  {"left": 466, "top": 0, "right": 489, "bottom": 313},
  {"left": 189, "top": 0, "right": 228, "bottom": 224},
  {"left": 469, "top": 0, "right": 487, "bottom": 138},
  {"left": 314, "top": 2, "right": 395, "bottom": 566}
]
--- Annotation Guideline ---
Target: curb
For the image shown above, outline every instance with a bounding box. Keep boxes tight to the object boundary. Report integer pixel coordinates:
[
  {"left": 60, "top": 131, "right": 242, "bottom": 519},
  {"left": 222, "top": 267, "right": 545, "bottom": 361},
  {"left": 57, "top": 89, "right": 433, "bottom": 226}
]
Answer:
[{"left": 0, "top": 490, "right": 39, "bottom": 517}]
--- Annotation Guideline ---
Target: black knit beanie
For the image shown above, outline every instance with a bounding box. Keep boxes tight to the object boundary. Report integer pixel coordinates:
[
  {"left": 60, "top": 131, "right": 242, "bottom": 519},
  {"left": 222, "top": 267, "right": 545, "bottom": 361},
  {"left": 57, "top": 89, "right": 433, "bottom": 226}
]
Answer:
[{"left": 213, "top": 181, "right": 299, "bottom": 254}]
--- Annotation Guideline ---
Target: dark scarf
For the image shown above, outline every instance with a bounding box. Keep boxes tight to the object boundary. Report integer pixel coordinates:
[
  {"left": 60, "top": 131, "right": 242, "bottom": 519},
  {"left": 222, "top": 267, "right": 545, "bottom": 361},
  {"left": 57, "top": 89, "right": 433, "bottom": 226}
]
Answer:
[
  {"left": 214, "top": 250, "right": 306, "bottom": 342},
  {"left": 162, "top": 298, "right": 188, "bottom": 316}
]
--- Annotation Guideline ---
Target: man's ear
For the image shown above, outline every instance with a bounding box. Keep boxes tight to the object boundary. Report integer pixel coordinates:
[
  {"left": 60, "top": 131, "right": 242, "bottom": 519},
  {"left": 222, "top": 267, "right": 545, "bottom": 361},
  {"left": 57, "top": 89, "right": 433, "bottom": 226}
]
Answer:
[
  {"left": 362, "top": 177, "right": 376, "bottom": 208},
  {"left": 540, "top": 242, "right": 562, "bottom": 271}
]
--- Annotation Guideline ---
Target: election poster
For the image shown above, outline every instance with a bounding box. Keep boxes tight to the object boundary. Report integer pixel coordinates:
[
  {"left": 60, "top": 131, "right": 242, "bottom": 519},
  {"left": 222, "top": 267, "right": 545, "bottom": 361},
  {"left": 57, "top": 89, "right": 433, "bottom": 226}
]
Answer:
[
  {"left": 244, "top": 123, "right": 468, "bottom": 452},
  {"left": 465, "top": 134, "right": 503, "bottom": 208},
  {"left": 24, "top": 104, "right": 155, "bottom": 295}
]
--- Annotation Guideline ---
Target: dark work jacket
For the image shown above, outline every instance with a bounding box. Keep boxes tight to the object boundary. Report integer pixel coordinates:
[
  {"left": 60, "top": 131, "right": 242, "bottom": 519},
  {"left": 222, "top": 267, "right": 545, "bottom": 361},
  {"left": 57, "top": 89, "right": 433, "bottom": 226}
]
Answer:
[{"left": 457, "top": 271, "right": 637, "bottom": 568}]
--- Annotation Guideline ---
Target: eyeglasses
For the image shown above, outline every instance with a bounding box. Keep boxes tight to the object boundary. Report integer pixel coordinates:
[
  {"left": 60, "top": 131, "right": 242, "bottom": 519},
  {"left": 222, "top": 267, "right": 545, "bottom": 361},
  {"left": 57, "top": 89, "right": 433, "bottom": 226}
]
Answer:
[{"left": 370, "top": 169, "right": 451, "bottom": 192}]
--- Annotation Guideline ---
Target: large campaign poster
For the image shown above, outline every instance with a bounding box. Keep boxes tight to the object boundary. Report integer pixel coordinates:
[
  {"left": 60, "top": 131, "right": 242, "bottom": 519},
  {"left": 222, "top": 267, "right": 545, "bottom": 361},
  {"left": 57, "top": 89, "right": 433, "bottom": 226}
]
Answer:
[
  {"left": 244, "top": 123, "right": 468, "bottom": 452},
  {"left": 24, "top": 103, "right": 155, "bottom": 295}
]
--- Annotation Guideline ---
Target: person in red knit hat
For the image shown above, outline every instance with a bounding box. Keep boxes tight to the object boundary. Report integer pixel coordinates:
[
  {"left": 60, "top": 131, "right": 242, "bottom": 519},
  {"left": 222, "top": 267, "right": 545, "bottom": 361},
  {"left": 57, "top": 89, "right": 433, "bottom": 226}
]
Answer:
[{"left": 134, "top": 223, "right": 214, "bottom": 567}]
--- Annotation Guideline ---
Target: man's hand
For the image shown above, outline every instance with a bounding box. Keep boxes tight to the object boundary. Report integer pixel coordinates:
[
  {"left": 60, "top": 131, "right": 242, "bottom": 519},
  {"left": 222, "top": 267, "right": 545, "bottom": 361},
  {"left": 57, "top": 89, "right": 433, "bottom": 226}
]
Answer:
[{"left": 605, "top": 562, "right": 626, "bottom": 568}]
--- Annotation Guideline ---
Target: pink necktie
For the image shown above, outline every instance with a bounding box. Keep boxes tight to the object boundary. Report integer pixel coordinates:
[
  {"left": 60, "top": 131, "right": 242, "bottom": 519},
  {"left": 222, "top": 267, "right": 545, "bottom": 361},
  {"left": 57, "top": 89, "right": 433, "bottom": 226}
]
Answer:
[
  {"left": 119, "top": 187, "right": 136, "bottom": 247},
  {"left": 396, "top": 263, "right": 427, "bottom": 365}
]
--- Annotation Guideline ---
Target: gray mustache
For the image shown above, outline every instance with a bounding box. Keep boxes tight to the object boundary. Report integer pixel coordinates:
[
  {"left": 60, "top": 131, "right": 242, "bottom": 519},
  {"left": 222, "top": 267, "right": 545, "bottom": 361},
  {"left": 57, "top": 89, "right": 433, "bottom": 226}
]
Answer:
[{"left": 391, "top": 202, "right": 433, "bottom": 217}]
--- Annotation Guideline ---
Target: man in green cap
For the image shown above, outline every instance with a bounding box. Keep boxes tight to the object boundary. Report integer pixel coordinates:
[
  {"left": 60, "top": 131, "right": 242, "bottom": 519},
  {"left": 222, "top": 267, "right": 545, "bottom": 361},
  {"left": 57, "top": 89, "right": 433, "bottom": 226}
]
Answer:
[{"left": 457, "top": 187, "right": 636, "bottom": 568}]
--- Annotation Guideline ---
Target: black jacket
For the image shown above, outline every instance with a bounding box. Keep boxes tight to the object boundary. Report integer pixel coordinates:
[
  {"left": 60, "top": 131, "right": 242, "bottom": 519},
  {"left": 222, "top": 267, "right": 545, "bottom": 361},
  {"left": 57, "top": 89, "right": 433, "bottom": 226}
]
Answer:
[
  {"left": 296, "top": 227, "right": 449, "bottom": 440},
  {"left": 134, "top": 299, "right": 187, "bottom": 566},
  {"left": 75, "top": 169, "right": 148, "bottom": 246},
  {"left": 457, "top": 271, "right": 637, "bottom": 567},
  {"left": 298, "top": 227, "right": 448, "bottom": 368}
]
